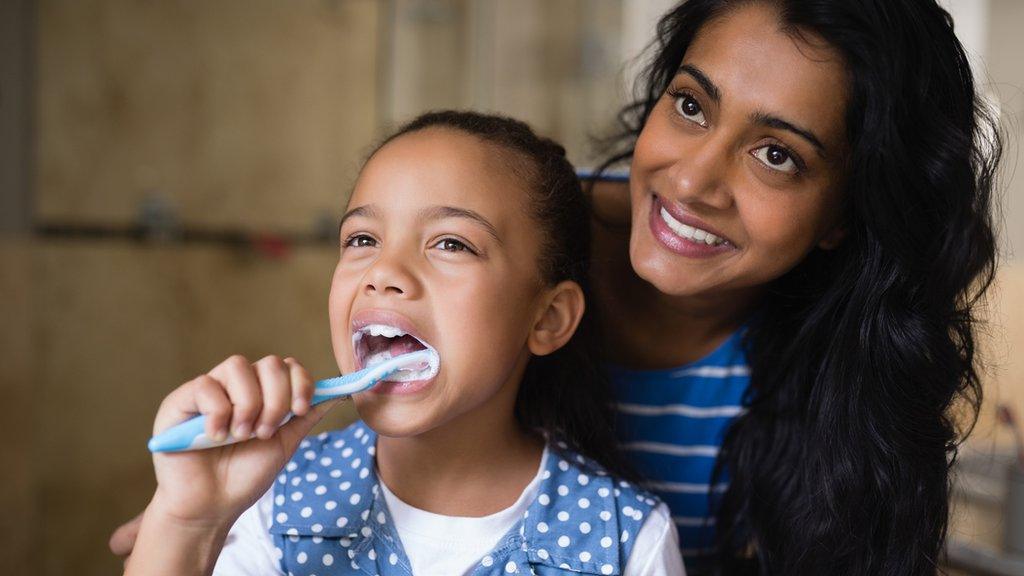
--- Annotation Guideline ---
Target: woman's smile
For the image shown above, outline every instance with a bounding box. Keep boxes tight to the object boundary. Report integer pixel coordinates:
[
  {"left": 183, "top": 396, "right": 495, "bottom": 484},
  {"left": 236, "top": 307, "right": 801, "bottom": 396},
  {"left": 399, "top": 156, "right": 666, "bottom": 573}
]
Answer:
[{"left": 648, "top": 193, "right": 737, "bottom": 258}]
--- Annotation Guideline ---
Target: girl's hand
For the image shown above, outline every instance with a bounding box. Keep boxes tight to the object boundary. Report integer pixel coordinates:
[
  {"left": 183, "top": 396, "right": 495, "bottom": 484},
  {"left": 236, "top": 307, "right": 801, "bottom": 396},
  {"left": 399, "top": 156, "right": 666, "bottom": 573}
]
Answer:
[{"left": 146, "top": 355, "right": 338, "bottom": 532}]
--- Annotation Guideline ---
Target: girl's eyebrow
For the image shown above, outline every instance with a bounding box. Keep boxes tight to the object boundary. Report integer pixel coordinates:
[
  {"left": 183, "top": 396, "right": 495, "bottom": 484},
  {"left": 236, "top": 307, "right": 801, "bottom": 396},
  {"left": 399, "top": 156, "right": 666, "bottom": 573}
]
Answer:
[
  {"left": 420, "top": 205, "right": 502, "bottom": 244},
  {"left": 676, "top": 63, "right": 827, "bottom": 158},
  {"left": 338, "top": 203, "right": 502, "bottom": 244}
]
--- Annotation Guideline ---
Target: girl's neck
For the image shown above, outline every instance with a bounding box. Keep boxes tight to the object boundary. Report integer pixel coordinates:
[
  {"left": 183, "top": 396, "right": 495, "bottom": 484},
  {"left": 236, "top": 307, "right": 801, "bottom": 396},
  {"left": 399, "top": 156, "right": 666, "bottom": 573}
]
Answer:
[{"left": 374, "top": 405, "right": 544, "bottom": 518}]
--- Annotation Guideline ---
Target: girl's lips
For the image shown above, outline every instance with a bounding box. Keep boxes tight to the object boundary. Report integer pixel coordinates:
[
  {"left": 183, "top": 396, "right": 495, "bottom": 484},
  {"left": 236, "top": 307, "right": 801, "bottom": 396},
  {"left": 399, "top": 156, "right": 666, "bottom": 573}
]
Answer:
[
  {"left": 349, "top": 309, "right": 440, "bottom": 395},
  {"left": 647, "top": 194, "right": 737, "bottom": 258}
]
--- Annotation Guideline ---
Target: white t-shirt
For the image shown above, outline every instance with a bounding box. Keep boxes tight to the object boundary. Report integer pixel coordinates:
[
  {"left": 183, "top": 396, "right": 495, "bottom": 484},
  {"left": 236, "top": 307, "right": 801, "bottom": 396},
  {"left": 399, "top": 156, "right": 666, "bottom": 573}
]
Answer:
[{"left": 213, "top": 448, "right": 686, "bottom": 575}]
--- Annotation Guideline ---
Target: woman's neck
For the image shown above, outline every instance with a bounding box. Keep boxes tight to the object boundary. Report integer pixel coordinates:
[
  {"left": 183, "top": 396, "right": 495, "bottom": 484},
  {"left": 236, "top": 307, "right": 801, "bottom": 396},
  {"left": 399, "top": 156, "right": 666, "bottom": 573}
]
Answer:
[{"left": 374, "top": 405, "right": 544, "bottom": 518}]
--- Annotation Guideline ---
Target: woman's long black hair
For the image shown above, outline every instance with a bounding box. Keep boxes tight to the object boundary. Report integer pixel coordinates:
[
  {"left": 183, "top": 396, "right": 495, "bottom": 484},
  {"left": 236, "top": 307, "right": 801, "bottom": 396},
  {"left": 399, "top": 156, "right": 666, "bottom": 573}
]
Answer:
[
  {"left": 600, "top": 0, "right": 1001, "bottom": 574},
  {"left": 372, "top": 110, "right": 637, "bottom": 480}
]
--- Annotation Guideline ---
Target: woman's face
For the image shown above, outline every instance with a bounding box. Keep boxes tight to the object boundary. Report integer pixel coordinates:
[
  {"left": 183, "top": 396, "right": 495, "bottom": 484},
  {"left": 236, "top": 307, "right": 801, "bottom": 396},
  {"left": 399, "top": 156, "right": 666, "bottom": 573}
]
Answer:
[{"left": 629, "top": 3, "right": 849, "bottom": 300}]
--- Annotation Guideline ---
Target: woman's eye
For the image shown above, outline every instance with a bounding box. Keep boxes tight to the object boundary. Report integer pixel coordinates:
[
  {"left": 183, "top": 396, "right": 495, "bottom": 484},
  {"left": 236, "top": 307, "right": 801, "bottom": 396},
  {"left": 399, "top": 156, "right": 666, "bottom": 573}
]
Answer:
[
  {"left": 434, "top": 238, "right": 471, "bottom": 253},
  {"left": 752, "top": 144, "right": 800, "bottom": 175},
  {"left": 673, "top": 93, "right": 707, "bottom": 127},
  {"left": 344, "top": 234, "right": 377, "bottom": 248}
]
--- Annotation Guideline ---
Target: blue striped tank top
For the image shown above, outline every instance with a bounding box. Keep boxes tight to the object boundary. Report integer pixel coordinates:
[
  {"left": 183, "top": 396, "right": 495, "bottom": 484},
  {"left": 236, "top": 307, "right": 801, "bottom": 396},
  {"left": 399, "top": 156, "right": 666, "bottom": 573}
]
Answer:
[{"left": 609, "top": 328, "right": 749, "bottom": 573}]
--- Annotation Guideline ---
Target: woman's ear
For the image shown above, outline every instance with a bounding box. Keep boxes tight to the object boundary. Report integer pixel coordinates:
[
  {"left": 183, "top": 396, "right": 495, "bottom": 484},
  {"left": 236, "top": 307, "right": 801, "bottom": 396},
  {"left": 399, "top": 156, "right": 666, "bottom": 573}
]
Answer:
[
  {"left": 818, "top": 225, "right": 847, "bottom": 250},
  {"left": 527, "top": 280, "right": 586, "bottom": 356}
]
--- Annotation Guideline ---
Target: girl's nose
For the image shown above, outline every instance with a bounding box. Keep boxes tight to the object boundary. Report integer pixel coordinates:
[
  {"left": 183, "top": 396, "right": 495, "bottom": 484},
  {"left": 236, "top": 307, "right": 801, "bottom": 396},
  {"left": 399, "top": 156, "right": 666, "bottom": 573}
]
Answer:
[
  {"left": 664, "top": 135, "right": 735, "bottom": 211},
  {"left": 362, "top": 250, "right": 420, "bottom": 299}
]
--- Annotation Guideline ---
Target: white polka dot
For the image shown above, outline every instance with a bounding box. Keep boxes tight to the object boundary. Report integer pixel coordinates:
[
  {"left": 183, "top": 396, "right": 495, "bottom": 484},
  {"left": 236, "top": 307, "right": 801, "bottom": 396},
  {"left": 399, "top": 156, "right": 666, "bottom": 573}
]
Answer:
[
  {"left": 542, "top": 470, "right": 551, "bottom": 479},
  {"left": 481, "top": 555, "right": 494, "bottom": 567},
  {"left": 311, "top": 523, "right": 323, "bottom": 533},
  {"left": 558, "top": 535, "right": 571, "bottom": 548},
  {"left": 275, "top": 494, "right": 285, "bottom": 506},
  {"left": 505, "top": 561, "right": 517, "bottom": 573},
  {"left": 578, "top": 497, "right": 590, "bottom": 509},
  {"left": 350, "top": 494, "right": 361, "bottom": 505},
  {"left": 368, "top": 446, "right": 376, "bottom": 456},
  {"left": 301, "top": 439, "right": 312, "bottom": 448},
  {"left": 350, "top": 560, "right": 359, "bottom": 569},
  {"left": 557, "top": 511, "right": 570, "bottom": 521},
  {"left": 537, "top": 549, "right": 549, "bottom": 560},
  {"left": 633, "top": 510, "right": 644, "bottom": 521},
  {"left": 377, "top": 511, "right": 387, "bottom": 524},
  {"left": 620, "top": 530, "right": 630, "bottom": 543},
  {"left": 360, "top": 509, "right": 370, "bottom": 521},
  {"left": 333, "top": 439, "right": 345, "bottom": 448},
  {"left": 576, "top": 454, "right": 586, "bottom": 463},
  {"left": 601, "top": 536, "right": 613, "bottom": 548},
  {"left": 291, "top": 491, "right": 303, "bottom": 501},
  {"left": 602, "top": 564, "right": 614, "bottom": 575},
  {"left": 361, "top": 526, "right": 373, "bottom": 537},
  {"left": 320, "top": 457, "right": 333, "bottom": 467},
  {"left": 351, "top": 458, "right": 362, "bottom": 469},
  {"left": 342, "top": 447, "right": 353, "bottom": 458},
  {"left": 558, "top": 485, "right": 569, "bottom": 496},
  {"left": 623, "top": 506, "right": 635, "bottom": 516},
  {"left": 557, "top": 440, "right": 568, "bottom": 449},
  {"left": 355, "top": 427, "right": 364, "bottom": 438},
  {"left": 330, "top": 469, "right": 342, "bottom": 478},
  {"left": 312, "top": 536, "right": 323, "bottom": 544},
  {"left": 389, "top": 553, "right": 398, "bottom": 565},
  {"left": 300, "top": 506, "right": 312, "bottom": 518},
  {"left": 287, "top": 528, "right": 298, "bottom": 536},
  {"left": 304, "top": 450, "right": 316, "bottom": 460},
  {"left": 558, "top": 460, "right": 569, "bottom": 471},
  {"left": 315, "top": 485, "right": 327, "bottom": 496},
  {"left": 274, "top": 547, "right": 283, "bottom": 560},
  {"left": 537, "top": 522, "right": 549, "bottom": 533},
  {"left": 340, "top": 481, "right": 351, "bottom": 491},
  {"left": 598, "top": 487, "right": 610, "bottom": 498},
  {"left": 286, "top": 462, "right": 298, "bottom": 472},
  {"left": 325, "top": 500, "right": 337, "bottom": 510},
  {"left": 538, "top": 494, "right": 550, "bottom": 505},
  {"left": 580, "top": 521, "right": 592, "bottom": 534},
  {"left": 339, "top": 537, "right": 352, "bottom": 547},
  {"left": 560, "top": 563, "right": 571, "bottom": 569},
  {"left": 275, "top": 512, "right": 288, "bottom": 523},
  {"left": 322, "top": 553, "right": 334, "bottom": 567},
  {"left": 296, "top": 551, "right": 308, "bottom": 564},
  {"left": 578, "top": 473, "right": 590, "bottom": 486},
  {"left": 305, "top": 472, "right": 318, "bottom": 482},
  {"left": 580, "top": 551, "right": 592, "bottom": 562},
  {"left": 336, "top": 517, "right": 348, "bottom": 528},
  {"left": 368, "top": 549, "right": 377, "bottom": 561},
  {"left": 359, "top": 468, "right": 370, "bottom": 479},
  {"left": 291, "top": 477, "right": 301, "bottom": 486},
  {"left": 600, "top": 510, "right": 612, "bottom": 521}
]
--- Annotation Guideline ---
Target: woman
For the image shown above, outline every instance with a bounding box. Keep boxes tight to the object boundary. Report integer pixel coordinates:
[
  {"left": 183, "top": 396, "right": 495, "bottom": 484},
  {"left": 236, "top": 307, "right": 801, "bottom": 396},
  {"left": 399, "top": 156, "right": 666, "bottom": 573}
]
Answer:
[
  {"left": 588, "top": 0, "right": 999, "bottom": 574},
  {"left": 113, "top": 0, "right": 1001, "bottom": 574}
]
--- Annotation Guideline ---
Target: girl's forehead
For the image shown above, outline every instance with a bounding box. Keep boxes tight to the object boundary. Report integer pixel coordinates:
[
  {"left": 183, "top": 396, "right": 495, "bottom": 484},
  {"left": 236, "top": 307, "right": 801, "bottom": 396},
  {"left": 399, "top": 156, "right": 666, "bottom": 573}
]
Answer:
[{"left": 350, "top": 129, "right": 532, "bottom": 224}]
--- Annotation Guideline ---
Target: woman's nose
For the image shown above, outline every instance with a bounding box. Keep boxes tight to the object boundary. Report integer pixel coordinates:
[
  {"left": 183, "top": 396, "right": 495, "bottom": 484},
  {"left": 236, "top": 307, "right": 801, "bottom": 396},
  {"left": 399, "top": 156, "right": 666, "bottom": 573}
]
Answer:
[
  {"left": 664, "top": 135, "right": 735, "bottom": 210},
  {"left": 362, "top": 250, "right": 420, "bottom": 299}
]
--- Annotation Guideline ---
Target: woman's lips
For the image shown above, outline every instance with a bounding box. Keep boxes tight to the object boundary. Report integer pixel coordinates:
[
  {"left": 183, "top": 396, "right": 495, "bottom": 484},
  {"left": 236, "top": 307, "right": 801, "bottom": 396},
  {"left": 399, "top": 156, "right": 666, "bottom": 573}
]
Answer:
[{"left": 647, "top": 194, "right": 736, "bottom": 258}]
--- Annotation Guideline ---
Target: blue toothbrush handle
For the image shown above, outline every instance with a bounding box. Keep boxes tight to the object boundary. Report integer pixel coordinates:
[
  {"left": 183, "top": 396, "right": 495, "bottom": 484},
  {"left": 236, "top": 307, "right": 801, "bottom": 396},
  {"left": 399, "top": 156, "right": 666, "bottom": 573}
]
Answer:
[{"left": 147, "top": 349, "right": 437, "bottom": 453}]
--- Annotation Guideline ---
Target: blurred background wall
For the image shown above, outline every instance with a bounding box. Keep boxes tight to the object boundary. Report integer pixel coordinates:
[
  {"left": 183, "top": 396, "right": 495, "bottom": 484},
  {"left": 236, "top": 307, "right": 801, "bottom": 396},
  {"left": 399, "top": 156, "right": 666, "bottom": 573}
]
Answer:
[{"left": 0, "top": 1, "right": 1021, "bottom": 574}]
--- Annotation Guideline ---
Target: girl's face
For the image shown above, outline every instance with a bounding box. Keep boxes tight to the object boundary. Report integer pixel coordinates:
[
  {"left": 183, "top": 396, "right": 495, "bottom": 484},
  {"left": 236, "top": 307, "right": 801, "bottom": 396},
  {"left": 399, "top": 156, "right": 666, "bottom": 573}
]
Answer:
[
  {"left": 329, "top": 128, "right": 548, "bottom": 437},
  {"left": 629, "top": 3, "right": 849, "bottom": 300}
]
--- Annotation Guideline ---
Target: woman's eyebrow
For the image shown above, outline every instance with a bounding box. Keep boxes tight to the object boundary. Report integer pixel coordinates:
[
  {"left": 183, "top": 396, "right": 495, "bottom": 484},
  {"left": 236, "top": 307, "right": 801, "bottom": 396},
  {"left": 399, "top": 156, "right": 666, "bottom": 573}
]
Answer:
[
  {"left": 676, "top": 63, "right": 827, "bottom": 158},
  {"left": 420, "top": 205, "right": 502, "bottom": 244}
]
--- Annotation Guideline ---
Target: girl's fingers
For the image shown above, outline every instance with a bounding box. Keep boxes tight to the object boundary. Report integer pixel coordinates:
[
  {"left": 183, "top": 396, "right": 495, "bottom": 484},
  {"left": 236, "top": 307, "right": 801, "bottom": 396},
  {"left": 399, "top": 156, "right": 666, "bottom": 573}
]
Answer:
[
  {"left": 254, "top": 355, "right": 291, "bottom": 439},
  {"left": 209, "top": 355, "right": 263, "bottom": 439},
  {"left": 283, "top": 357, "right": 315, "bottom": 415},
  {"left": 193, "top": 375, "right": 233, "bottom": 440}
]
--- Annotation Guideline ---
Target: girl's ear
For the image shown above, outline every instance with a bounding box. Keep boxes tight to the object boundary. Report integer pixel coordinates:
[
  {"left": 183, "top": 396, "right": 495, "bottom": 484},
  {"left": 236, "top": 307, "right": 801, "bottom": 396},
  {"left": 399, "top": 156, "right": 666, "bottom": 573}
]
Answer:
[{"left": 528, "top": 280, "right": 586, "bottom": 356}]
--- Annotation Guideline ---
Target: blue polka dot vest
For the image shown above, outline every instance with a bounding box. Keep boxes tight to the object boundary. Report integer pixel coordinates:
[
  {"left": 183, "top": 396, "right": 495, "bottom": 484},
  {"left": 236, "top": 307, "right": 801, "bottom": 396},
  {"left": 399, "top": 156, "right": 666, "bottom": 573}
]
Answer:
[{"left": 270, "top": 422, "right": 657, "bottom": 575}]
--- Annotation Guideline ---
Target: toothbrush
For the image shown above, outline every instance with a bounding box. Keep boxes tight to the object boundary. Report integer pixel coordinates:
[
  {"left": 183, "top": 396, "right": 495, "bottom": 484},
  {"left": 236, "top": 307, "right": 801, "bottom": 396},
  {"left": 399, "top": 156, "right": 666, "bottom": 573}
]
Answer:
[{"left": 148, "top": 349, "right": 439, "bottom": 453}]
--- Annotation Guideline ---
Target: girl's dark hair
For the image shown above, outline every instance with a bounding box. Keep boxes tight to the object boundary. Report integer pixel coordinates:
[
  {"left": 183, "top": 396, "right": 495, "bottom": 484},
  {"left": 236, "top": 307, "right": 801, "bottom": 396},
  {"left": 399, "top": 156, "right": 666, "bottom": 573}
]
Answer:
[
  {"left": 601, "top": 1, "right": 1001, "bottom": 574},
  {"left": 375, "top": 110, "right": 636, "bottom": 480}
]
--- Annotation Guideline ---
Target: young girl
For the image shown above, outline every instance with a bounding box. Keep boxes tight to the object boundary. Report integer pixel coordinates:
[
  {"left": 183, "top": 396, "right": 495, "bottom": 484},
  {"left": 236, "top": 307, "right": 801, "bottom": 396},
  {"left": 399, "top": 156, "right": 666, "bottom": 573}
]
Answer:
[{"left": 124, "top": 111, "right": 685, "bottom": 576}]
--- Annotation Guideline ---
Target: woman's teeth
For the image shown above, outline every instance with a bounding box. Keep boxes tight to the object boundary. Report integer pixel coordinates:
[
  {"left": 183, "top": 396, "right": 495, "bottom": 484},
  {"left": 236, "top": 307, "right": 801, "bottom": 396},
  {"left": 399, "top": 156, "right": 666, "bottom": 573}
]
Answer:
[{"left": 659, "top": 207, "right": 726, "bottom": 246}]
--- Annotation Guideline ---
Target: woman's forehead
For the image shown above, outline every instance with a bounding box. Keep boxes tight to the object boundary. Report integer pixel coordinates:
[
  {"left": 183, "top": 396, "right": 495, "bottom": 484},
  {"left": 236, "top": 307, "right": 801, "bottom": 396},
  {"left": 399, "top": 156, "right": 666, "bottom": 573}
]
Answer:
[{"left": 683, "top": 3, "right": 848, "bottom": 150}]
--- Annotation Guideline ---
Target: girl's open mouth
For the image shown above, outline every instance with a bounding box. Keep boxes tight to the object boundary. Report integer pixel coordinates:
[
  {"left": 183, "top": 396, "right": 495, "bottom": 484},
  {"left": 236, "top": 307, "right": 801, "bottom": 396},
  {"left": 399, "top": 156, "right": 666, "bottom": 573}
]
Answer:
[{"left": 352, "top": 324, "right": 439, "bottom": 384}]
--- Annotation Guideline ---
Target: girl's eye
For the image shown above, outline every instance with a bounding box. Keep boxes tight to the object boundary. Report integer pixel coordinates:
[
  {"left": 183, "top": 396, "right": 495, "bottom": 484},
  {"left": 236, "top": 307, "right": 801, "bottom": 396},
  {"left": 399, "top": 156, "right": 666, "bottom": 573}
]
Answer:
[
  {"left": 433, "top": 238, "right": 473, "bottom": 253},
  {"left": 751, "top": 144, "right": 801, "bottom": 175},
  {"left": 344, "top": 234, "right": 377, "bottom": 248},
  {"left": 672, "top": 93, "right": 707, "bottom": 127}
]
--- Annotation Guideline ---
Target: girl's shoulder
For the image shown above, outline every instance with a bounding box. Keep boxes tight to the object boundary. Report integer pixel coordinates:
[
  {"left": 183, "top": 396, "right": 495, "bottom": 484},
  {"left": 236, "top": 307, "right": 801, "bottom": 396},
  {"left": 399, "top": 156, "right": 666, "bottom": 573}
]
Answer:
[{"left": 522, "top": 439, "right": 663, "bottom": 573}]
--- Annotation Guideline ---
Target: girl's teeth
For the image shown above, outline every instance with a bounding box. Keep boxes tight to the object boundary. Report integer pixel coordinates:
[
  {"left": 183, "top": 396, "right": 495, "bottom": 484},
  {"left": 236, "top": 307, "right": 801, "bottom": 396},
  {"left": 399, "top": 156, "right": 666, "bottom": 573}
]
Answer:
[{"left": 659, "top": 207, "right": 725, "bottom": 246}]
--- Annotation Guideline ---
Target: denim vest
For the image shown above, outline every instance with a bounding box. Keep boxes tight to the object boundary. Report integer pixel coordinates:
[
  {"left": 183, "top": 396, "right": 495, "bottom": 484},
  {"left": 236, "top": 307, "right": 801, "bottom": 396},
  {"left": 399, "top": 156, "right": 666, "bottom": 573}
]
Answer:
[{"left": 269, "top": 422, "right": 657, "bottom": 575}]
